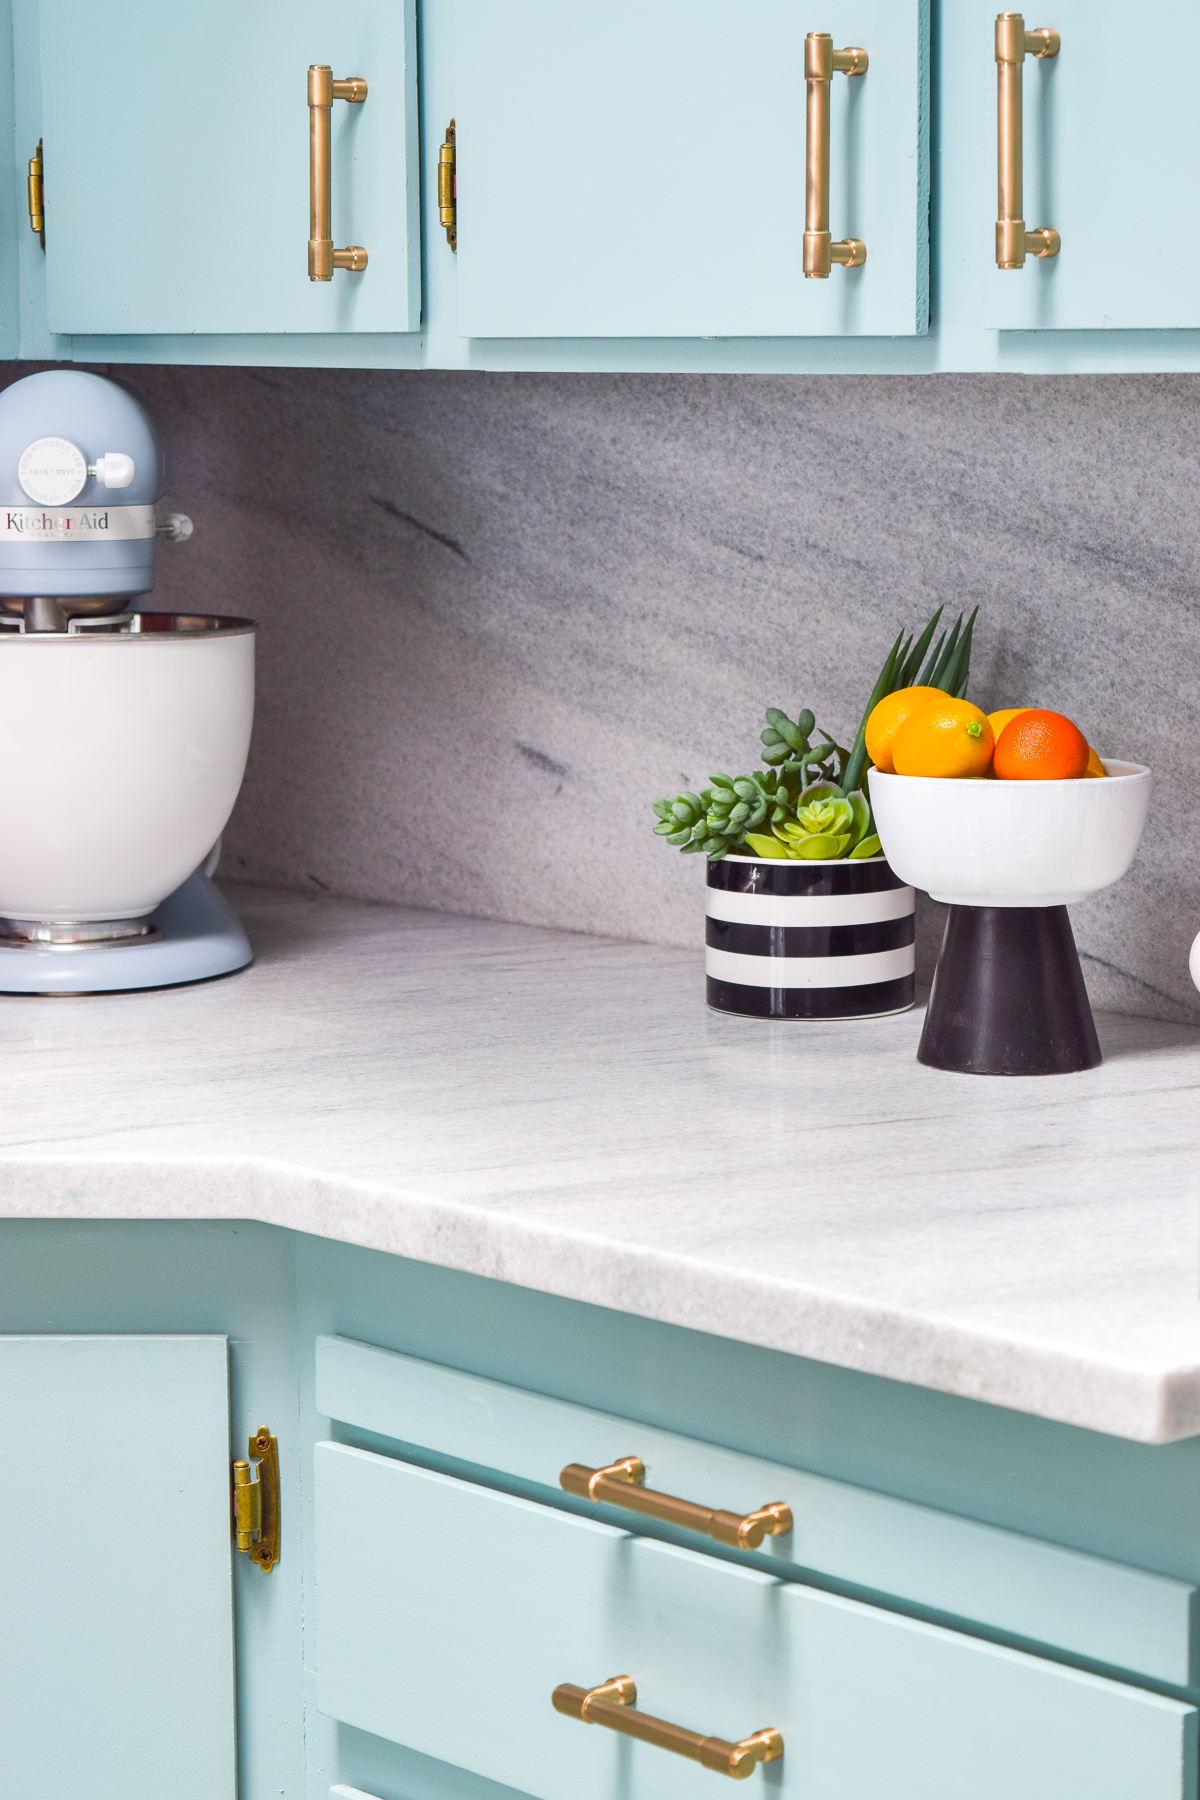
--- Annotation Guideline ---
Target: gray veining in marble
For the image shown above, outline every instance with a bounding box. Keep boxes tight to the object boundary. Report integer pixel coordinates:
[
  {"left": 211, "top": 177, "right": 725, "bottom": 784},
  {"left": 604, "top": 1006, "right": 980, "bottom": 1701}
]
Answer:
[
  {"left": 1, "top": 887, "right": 1198, "bottom": 1444},
  {"left": 14, "top": 363, "right": 1200, "bottom": 1021}
]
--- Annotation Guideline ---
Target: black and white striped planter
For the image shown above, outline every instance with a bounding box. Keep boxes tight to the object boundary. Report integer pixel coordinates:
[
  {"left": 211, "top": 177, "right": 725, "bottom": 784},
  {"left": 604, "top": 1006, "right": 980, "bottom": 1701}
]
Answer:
[{"left": 705, "top": 856, "right": 916, "bottom": 1019}]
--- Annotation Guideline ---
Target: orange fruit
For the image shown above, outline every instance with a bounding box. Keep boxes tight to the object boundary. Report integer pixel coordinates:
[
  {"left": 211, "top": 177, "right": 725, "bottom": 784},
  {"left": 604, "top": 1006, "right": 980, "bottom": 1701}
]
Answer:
[
  {"left": 865, "top": 686, "right": 944, "bottom": 774},
  {"left": 892, "top": 698, "right": 995, "bottom": 778},
  {"left": 1084, "top": 745, "right": 1106, "bottom": 779},
  {"left": 987, "top": 707, "right": 1034, "bottom": 740},
  {"left": 993, "top": 709, "right": 1089, "bottom": 781}
]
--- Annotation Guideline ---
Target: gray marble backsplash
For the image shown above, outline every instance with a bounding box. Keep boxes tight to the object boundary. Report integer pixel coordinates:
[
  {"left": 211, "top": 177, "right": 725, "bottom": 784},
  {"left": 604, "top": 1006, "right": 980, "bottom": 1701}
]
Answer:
[{"left": 41, "top": 364, "right": 1200, "bottom": 1021}]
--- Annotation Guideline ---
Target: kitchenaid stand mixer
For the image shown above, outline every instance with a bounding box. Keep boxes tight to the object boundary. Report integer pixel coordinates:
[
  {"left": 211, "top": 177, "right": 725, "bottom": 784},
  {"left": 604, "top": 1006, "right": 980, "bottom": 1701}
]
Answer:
[{"left": 0, "top": 369, "right": 255, "bottom": 994}]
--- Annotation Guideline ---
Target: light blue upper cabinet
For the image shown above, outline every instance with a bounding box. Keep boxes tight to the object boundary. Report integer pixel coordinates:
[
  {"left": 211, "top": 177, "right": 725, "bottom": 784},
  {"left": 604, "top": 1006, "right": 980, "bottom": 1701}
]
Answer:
[
  {"left": 37, "top": 0, "right": 419, "bottom": 336},
  {"left": 969, "top": 0, "right": 1200, "bottom": 330},
  {"left": 455, "top": 0, "right": 930, "bottom": 338}
]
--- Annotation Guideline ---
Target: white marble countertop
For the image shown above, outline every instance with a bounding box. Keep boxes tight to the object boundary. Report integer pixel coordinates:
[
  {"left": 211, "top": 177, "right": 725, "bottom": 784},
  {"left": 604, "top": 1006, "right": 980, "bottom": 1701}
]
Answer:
[{"left": 0, "top": 885, "right": 1198, "bottom": 1443}]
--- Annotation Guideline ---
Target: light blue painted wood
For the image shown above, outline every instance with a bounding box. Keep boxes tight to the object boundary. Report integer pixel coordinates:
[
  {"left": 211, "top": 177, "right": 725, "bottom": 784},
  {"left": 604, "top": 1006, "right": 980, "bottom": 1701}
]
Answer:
[
  {"left": 0, "top": 1224, "right": 308, "bottom": 1800},
  {"left": 2, "top": 1222, "right": 1200, "bottom": 1800},
  {"left": 16, "top": 0, "right": 1200, "bottom": 368},
  {"left": 9, "top": 0, "right": 70, "bottom": 363},
  {"left": 315, "top": 1445, "right": 1196, "bottom": 1800},
  {"left": 0, "top": 0, "right": 21, "bottom": 359},
  {"left": 294, "top": 1234, "right": 1200, "bottom": 1596},
  {"left": 316, "top": 1333, "right": 1197, "bottom": 1686},
  {"left": 455, "top": 0, "right": 929, "bottom": 338},
  {"left": 0, "top": 1334, "right": 237, "bottom": 1800},
  {"left": 971, "top": 1, "right": 1200, "bottom": 330},
  {"left": 37, "top": 0, "right": 420, "bottom": 335}
]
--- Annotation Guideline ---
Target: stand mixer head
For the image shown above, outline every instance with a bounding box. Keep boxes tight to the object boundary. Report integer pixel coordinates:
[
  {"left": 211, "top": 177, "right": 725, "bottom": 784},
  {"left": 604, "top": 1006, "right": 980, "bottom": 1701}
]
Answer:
[{"left": 0, "top": 368, "right": 191, "bottom": 630}]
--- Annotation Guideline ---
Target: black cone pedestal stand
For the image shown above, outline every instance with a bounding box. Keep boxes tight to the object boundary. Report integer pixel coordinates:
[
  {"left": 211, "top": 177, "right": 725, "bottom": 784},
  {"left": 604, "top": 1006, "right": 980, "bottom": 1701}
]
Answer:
[{"left": 918, "top": 905, "right": 1101, "bottom": 1076}]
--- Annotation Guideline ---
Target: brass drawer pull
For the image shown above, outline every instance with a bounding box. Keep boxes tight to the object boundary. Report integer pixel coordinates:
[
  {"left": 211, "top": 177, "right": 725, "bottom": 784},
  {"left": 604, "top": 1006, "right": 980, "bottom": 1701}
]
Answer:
[
  {"left": 308, "top": 64, "right": 368, "bottom": 280},
  {"left": 553, "top": 1676, "right": 783, "bottom": 1780},
  {"left": 559, "top": 1457, "right": 793, "bottom": 1550},
  {"left": 995, "top": 13, "right": 1061, "bottom": 267},
  {"left": 803, "top": 32, "right": 868, "bottom": 278}
]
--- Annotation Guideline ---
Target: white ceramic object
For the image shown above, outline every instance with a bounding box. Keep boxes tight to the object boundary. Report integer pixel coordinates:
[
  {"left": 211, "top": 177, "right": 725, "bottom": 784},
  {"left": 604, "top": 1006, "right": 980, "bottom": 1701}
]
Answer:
[
  {"left": 0, "top": 617, "right": 254, "bottom": 922},
  {"left": 868, "top": 762, "right": 1151, "bottom": 908},
  {"left": 1189, "top": 931, "right": 1200, "bottom": 994}
]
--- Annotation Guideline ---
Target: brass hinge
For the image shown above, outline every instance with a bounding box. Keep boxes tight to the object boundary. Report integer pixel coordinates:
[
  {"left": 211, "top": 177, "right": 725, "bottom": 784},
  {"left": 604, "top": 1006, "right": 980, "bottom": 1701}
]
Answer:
[
  {"left": 438, "top": 119, "right": 456, "bottom": 252},
  {"left": 231, "top": 1426, "right": 280, "bottom": 1572},
  {"left": 27, "top": 139, "right": 43, "bottom": 249}
]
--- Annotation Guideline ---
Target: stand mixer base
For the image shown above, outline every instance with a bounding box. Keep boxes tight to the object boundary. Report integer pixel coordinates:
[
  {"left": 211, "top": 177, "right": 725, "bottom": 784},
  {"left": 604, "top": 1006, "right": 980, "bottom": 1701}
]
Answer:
[
  {"left": 0, "top": 870, "right": 251, "bottom": 995},
  {"left": 919, "top": 904, "right": 1101, "bottom": 1077}
]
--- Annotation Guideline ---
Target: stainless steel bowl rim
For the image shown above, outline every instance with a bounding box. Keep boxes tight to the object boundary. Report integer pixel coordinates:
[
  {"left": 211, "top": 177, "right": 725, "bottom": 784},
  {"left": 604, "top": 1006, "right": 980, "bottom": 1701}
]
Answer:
[{"left": 0, "top": 611, "right": 257, "bottom": 641}]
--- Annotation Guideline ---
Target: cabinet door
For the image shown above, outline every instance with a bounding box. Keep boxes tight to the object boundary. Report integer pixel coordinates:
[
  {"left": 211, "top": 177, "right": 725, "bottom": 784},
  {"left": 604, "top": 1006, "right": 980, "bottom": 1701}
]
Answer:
[
  {"left": 0, "top": 1336, "right": 236, "bottom": 1800},
  {"left": 455, "top": 0, "right": 929, "bottom": 338},
  {"left": 38, "top": 1, "right": 419, "bottom": 335},
  {"left": 316, "top": 1445, "right": 1197, "bottom": 1800},
  {"left": 968, "top": 0, "right": 1200, "bottom": 329}
]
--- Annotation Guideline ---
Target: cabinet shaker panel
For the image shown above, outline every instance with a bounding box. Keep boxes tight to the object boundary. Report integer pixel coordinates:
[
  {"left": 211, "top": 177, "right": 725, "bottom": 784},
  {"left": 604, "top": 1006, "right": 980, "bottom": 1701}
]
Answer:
[
  {"left": 455, "top": 0, "right": 929, "bottom": 338},
  {"left": 973, "top": 0, "right": 1200, "bottom": 330},
  {"left": 38, "top": 1, "right": 420, "bottom": 335},
  {"left": 0, "top": 1335, "right": 236, "bottom": 1800}
]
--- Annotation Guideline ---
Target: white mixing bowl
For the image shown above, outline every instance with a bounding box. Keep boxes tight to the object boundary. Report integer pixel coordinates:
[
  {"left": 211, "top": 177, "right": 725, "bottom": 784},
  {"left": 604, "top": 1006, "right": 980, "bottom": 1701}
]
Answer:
[
  {"left": 0, "top": 613, "right": 255, "bottom": 923},
  {"left": 868, "top": 761, "right": 1151, "bottom": 907}
]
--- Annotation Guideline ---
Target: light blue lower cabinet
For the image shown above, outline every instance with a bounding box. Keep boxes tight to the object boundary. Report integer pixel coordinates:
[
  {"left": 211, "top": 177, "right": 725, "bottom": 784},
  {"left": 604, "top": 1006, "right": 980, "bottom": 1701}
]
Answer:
[
  {"left": 314, "top": 1444, "right": 1197, "bottom": 1800},
  {"left": 0, "top": 1334, "right": 238, "bottom": 1800},
  {"left": 316, "top": 1334, "right": 1199, "bottom": 1689}
]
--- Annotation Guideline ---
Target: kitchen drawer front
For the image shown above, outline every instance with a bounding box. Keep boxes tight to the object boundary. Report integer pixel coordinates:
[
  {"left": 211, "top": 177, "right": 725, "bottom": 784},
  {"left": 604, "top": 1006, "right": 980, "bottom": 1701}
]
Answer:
[
  {"left": 316, "top": 1334, "right": 1197, "bottom": 1685},
  {"left": 314, "top": 1445, "right": 1196, "bottom": 1800}
]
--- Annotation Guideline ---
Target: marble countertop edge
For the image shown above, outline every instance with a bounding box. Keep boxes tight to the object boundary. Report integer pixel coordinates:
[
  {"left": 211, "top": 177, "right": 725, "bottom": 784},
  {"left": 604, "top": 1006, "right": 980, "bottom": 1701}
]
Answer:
[{"left": 0, "top": 1149, "right": 1195, "bottom": 1445}]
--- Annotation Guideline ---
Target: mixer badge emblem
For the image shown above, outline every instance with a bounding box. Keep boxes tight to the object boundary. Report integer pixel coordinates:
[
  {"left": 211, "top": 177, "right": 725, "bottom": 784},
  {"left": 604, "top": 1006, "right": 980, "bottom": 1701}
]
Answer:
[{"left": 17, "top": 435, "right": 88, "bottom": 505}]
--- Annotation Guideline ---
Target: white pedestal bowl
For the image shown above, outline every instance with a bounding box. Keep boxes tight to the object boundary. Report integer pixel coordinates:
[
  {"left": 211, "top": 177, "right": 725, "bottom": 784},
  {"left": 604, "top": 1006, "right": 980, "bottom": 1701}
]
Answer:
[
  {"left": 868, "top": 762, "right": 1150, "bottom": 908},
  {"left": 867, "top": 761, "right": 1151, "bottom": 1076}
]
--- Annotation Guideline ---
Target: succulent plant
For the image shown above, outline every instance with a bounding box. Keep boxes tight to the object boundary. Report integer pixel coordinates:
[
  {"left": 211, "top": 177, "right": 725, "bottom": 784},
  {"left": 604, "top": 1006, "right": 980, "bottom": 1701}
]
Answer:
[
  {"left": 650, "top": 604, "right": 977, "bottom": 863},
  {"left": 653, "top": 767, "right": 812, "bottom": 861},
  {"left": 745, "top": 782, "right": 874, "bottom": 862}
]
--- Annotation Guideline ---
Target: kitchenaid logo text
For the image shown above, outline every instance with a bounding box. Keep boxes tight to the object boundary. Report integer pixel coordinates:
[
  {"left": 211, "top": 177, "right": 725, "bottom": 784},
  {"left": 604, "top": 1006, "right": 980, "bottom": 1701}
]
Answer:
[
  {"left": 0, "top": 505, "right": 155, "bottom": 542},
  {"left": 7, "top": 510, "right": 109, "bottom": 531}
]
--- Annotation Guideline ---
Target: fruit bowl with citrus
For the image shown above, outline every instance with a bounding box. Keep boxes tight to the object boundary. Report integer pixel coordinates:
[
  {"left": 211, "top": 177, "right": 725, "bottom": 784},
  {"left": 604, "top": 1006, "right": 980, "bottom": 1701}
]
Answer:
[{"left": 865, "top": 691, "right": 1150, "bottom": 908}]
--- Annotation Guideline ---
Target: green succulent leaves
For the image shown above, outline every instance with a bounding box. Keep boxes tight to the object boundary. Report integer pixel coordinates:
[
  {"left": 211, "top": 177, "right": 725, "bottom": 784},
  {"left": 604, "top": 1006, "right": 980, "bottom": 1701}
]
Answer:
[
  {"left": 655, "top": 761, "right": 878, "bottom": 865},
  {"left": 651, "top": 767, "right": 806, "bottom": 861},
  {"left": 651, "top": 604, "right": 976, "bottom": 864},
  {"left": 743, "top": 781, "right": 873, "bottom": 863},
  {"left": 760, "top": 706, "right": 815, "bottom": 762}
]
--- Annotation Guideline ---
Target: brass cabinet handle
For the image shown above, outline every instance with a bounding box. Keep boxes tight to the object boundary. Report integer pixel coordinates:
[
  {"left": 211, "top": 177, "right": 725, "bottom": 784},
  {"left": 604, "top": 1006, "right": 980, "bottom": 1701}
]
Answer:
[
  {"left": 803, "top": 32, "right": 867, "bottom": 278},
  {"left": 308, "top": 64, "right": 368, "bottom": 281},
  {"left": 560, "top": 1457, "right": 793, "bottom": 1551},
  {"left": 553, "top": 1676, "right": 783, "bottom": 1780},
  {"left": 995, "top": 13, "right": 1061, "bottom": 268}
]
